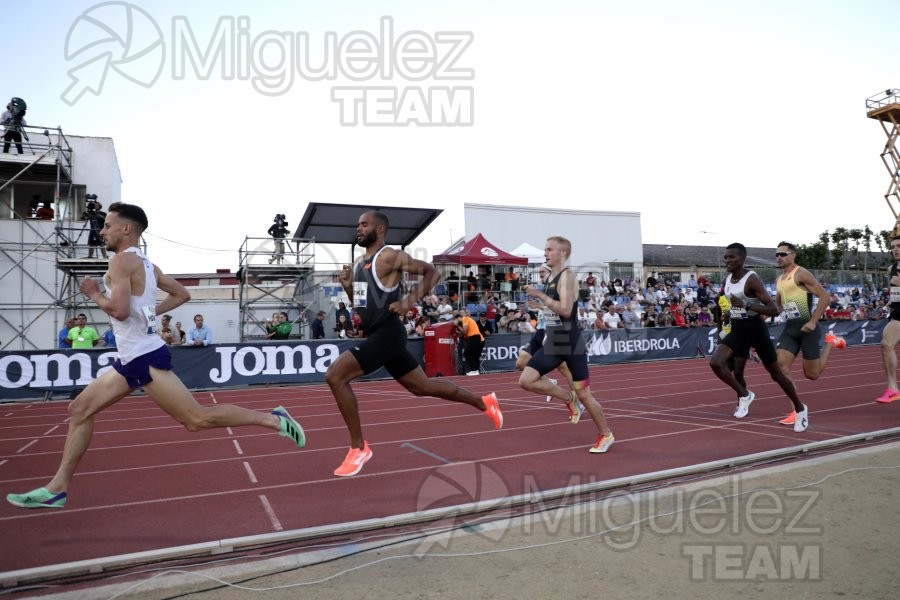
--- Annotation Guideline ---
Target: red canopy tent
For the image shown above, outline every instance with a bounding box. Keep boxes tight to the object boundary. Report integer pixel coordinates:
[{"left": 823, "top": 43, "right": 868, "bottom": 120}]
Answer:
[
  {"left": 432, "top": 233, "right": 529, "bottom": 266},
  {"left": 432, "top": 234, "right": 528, "bottom": 304}
]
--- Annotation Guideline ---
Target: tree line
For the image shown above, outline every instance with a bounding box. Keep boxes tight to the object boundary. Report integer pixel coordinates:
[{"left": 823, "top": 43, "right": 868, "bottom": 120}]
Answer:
[{"left": 793, "top": 226, "right": 892, "bottom": 271}]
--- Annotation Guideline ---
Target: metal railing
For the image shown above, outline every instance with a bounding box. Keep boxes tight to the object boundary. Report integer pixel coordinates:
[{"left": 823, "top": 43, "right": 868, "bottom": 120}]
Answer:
[{"left": 865, "top": 88, "right": 900, "bottom": 113}]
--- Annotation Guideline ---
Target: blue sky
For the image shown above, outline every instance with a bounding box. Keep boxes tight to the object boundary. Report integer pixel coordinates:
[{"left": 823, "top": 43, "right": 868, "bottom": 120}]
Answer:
[{"left": 6, "top": 0, "right": 899, "bottom": 272}]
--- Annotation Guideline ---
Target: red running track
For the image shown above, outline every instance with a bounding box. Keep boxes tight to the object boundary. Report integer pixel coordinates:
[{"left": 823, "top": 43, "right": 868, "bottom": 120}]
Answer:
[{"left": 1, "top": 344, "right": 898, "bottom": 575}]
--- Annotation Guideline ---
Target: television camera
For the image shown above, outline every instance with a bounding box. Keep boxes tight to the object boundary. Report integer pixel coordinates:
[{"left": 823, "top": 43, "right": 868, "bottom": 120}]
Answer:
[
  {"left": 268, "top": 213, "right": 289, "bottom": 239},
  {"left": 84, "top": 193, "right": 101, "bottom": 214}
]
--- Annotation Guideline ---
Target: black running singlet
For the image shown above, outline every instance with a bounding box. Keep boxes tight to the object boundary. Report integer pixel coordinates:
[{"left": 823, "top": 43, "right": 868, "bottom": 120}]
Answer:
[
  {"left": 352, "top": 246, "right": 402, "bottom": 333},
  {"left": 542, "top": 268, "right": 580, "bottom": 348}
]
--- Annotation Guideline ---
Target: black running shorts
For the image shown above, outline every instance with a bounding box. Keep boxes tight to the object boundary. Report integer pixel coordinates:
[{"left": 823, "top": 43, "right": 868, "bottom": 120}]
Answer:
[
  {"left": 721, "top": 318, "right": 778, "bottom": 365},
  {"left": 349, "top": 317, "right": 420, "bottom": 379}
]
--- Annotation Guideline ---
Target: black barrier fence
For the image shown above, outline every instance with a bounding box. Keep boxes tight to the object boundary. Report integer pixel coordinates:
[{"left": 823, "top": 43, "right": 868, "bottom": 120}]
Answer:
[{"left": 0, "top": 320, "right": 887, "bottom": 401}]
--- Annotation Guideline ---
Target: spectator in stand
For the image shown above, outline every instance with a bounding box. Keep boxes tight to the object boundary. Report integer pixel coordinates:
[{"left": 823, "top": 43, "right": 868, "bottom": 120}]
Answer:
[
  {"left": 159, "top": 315, "right": 181, "bottom": 346},
  {"left": 334, "top": 314, "right": 354, "bottom": 339},
  {"left": 632, "top": 288, "right": 647, "bottom": 308},
  {"left": 660, "top": 305, "right": 675, "bottom": 327},
  {"left": 36, "top": 203, "right": 54, "bottom": 220},
  {"left": 497, "top": 306, "right": 513, "bottom": 332},
  {"left": 159, "top": 314, "right": 178, "bottom": 345},
  {"left": 421, "top": 295, "right": 440, "bottom": 323},
  {"left": 310, "top": 311, "right": 327, "bottom": 339},
  {"left": 592, "top": 310, "right": 606, "bottom": 330},
  {"left": 697, "top": 305, "right": 713, "bottom": 326},
  {"left": 335, "top": 301, "right": 351, "bottom": 324},
  {"left": 687, "top": 274, "right": 698, "bottom": 290},
  {"left": 187, "top": 314, "right": 212, "bottom": 347},
  {"left": 173, "top": 321, "right": 186, "bottom": 344},
  {"left": 437, "top": 297, "right": 454, "bottom": 321},
  {"left": 697, "top": 273, "right": 709, "bottom": 288},
  {"left": 66, "top": 314, "right": 99, "bottom": 349},
  {"left": 682, "top": 287, "right": 696, "bottom": 306},
  {"left": 641, "top": 309, "right": 658, "bottom": 328},
  {"left": 576, "top": 306, "right": 590, "bottom": 330},
  {"left": 414, "top": 315, "right": 431, "bottom": 337},
  {"left": 58, "top": 316, "right": 76, "bottom": 349},
  {"left": 686, "top": 304, "right": 700, "bottom": 326},
  {"left": 517, "top": 312, "right": 537, "bottom": 334},
  {"left": 621, "top": 301, "right": 641, "bottom": 330},
  {"left": 485, "top": 299, "right": 498, "bottom": 330},
  {"left": 477, "top": 312, "right": 493, "bottom": 337},
  {"left": 351, "top": 311, "right": 363, "bottom": 335},
  {"left": 673, "top": 305, "right": 688, "bottom": 327},
  {"left": 697, "top": 283, "right": 710, "bottom": 307},
  {"left": 401, "top": 311, "right": 416, "bottom": 336},
  {"left": 584, "top": 272, "right": 597, "bottom": 292},
  {"left": 100, "top": 327, "right": 116, "bottom": 348},
  {"left": 266, "top": 312, "right": 292, "bottom": 340},
  {"left": 602, "top": 306, "right": 621, "bottom": 329}
]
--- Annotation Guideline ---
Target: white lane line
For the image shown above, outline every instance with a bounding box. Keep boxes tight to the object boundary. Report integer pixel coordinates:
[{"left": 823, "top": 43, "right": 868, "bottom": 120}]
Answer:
[
  {"left": 258, "top": 495, "right": 283, "bottom": 531},
  {"left": 243, "top": 461, "right": 258, "bottom": 483},
  {"left": 0, "top": 460, "right": 7, "bottom": 468},
  {"left": 43, "top": 425, "right": 60, "bottom": 435},
  {"left": 233, "top": 440, "right": 244, "bottom": 455},
  {"left": 16, "top": 440, "right": 38, "bottom": 454},
  {"left": 226, "top": 427, "right": 234, "bottom": 436}
]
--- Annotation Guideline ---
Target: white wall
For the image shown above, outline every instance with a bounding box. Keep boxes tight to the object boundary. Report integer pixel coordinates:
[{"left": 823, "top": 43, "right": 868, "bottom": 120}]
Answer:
[
  {"left": 163, "top": 300, "right": 241, "bottom": 345},
  {"left": 67, "top": 136, "right": 122, "bottom": 206},
  {"left": 463, "top": 203, "right": 643, "bottom": 267}
]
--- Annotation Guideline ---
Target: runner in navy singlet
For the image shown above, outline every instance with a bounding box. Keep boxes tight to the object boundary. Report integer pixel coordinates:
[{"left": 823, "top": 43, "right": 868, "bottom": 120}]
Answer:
[{"left": 518, "top": 236, "right": 614, "bottom": 454}]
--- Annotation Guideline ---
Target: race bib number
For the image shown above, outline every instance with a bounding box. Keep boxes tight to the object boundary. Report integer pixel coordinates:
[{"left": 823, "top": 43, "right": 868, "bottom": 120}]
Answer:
[
  {"left": 142, "top": 305, "right": 158, "bottom": 334},
  {"left": 891, "top": 287, "right": 900, "bottom": 303},
  {"left": 542, "top": 307, "right": 561, "bottom": 327},
  {"left": 353, "top": 282, "right": 368, "bottom": 308},
  {"left": 783, "top": 301, "right": 801, "bottom": 320},
  {"left": 729, "top": 308, "right": 748, "bottom": 319}
]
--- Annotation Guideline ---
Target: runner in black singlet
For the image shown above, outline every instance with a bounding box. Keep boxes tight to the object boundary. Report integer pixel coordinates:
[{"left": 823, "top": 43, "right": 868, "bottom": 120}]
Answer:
[{"left": 325, "top": 211, "right": 504, "bottom": 477}]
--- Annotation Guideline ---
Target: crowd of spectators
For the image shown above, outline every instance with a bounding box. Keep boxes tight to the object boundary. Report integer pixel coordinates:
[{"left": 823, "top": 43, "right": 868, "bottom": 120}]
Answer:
[
  {"left": 309, "top": 273, "right": 891, "bottom": 344},
  {"left": 380, "top": 273, "right": 891, "bottom": 338}
]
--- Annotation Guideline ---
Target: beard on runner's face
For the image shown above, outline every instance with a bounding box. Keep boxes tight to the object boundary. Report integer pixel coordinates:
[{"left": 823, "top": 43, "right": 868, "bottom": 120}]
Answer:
[{"left": 357, "top": 229, "right": 378, "bottom": 247}]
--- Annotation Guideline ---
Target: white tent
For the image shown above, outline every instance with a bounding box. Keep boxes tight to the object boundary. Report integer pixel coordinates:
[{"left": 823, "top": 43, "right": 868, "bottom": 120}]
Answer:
[{"left": 510, "top": 242, "right": 545, "bottom": 264}]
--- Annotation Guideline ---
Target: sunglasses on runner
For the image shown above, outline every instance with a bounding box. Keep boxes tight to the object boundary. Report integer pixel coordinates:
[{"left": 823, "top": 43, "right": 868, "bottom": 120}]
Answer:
[{"left": 775, "top": 251, "right": 792, "bottom": 257}]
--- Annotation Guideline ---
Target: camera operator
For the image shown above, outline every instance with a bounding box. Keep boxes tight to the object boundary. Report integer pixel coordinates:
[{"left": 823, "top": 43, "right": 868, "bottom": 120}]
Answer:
[
  {"left": 1, "top": 97, "right": 27, "bottom": 154},
  {"left": 267, "top": 213, "right": 290, "bottom": 264},
  {"left": 81, "top": 195, "right": 108, "bottom": 259}
]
